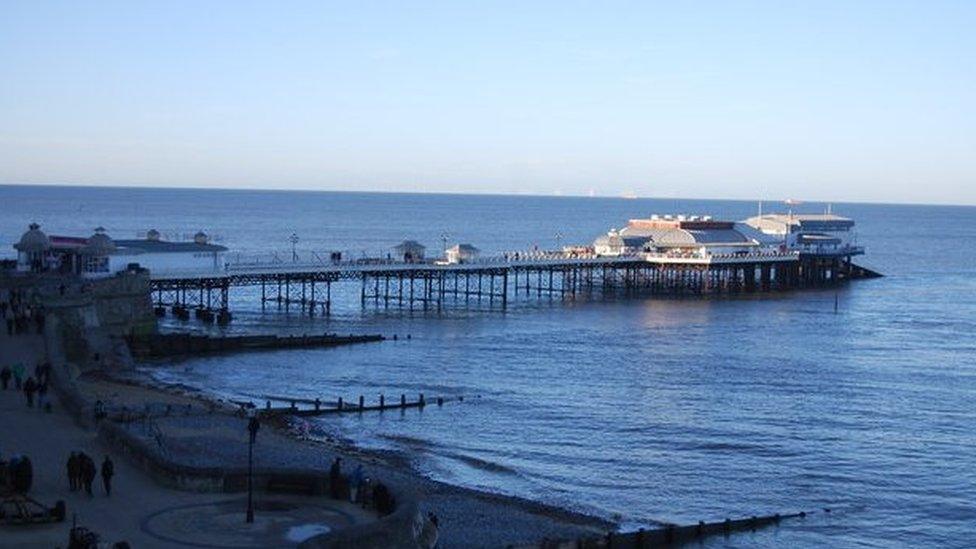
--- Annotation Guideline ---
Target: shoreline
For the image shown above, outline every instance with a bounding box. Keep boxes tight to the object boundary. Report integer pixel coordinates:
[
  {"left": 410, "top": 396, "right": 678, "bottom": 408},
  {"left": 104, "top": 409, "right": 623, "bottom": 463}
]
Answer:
[{"left": 88, "top": 366, "right": 616, "bottom": 545}]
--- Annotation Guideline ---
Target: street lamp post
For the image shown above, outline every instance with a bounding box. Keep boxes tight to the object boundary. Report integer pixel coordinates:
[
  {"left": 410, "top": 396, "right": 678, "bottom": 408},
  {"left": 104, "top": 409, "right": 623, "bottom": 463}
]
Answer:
[
  {"left": 440, "top": 232, "right": 449, "bottom": 257},
  {"left": 555, "top": 232, "right": 563, "bottom": 253},
  {"left": 246, "top": 414, "right": 260, "bottom": 524},
  {"left": 289, "top": 233, "right": 299, "bottom": 262}
]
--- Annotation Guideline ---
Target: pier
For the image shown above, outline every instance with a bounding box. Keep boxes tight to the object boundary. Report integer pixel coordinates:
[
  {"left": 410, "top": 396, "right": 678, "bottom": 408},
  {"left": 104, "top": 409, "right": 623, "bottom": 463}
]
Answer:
[
  {"left": 8, "top": 213, "right": 880, "bottom": 323},
  {"left": 148, "top": 250, "right": 876, "bottom": 322}
]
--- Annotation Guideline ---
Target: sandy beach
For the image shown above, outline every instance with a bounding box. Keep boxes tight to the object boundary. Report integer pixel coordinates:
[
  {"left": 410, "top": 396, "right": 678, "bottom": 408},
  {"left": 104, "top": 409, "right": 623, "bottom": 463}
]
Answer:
[
  {"left": 0, "top": 321, "right": 611, "bottom": 548},
  {"left": 78, "top": 371, "right": 615, "bottom": 548}
]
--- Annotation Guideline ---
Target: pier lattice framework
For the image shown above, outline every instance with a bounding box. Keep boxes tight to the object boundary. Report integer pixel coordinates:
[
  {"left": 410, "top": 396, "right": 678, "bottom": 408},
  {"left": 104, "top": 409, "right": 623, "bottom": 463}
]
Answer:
[{"left": 145, "top": 252, "right": 860, "bottom": 321}]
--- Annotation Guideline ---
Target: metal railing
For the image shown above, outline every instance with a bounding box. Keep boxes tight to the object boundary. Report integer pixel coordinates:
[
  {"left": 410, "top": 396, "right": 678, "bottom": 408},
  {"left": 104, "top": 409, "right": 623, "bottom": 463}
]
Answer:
[{"left": 148, "top": 244, "right": 839, "bottom": 280}]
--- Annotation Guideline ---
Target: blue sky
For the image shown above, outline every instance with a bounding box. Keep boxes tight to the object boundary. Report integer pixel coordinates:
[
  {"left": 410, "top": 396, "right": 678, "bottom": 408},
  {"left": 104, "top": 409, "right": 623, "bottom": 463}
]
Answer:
[{"left": 1, "top": 1, "right": 974, "bottom": 204}]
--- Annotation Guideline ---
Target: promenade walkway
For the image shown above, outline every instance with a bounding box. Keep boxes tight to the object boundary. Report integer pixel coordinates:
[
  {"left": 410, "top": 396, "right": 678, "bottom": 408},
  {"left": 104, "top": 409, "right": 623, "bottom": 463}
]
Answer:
[{"left": 0, "top": 330, "right": 373, "bottom": 548}]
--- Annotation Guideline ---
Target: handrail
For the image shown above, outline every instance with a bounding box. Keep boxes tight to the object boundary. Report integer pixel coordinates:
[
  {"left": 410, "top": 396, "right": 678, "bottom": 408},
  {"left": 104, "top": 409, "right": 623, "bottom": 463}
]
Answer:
[{"left": 148, "top": 246, "right": 839, "bottom": 280}]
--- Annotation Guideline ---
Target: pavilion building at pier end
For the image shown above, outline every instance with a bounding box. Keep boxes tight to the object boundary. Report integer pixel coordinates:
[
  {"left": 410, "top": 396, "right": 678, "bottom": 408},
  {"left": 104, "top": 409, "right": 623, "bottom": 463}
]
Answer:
[
  {"left": 12, "top": 224, "right": 227, "bottom": 279},
  {"left": 593, "top": 214, "right": 782, "bottom": 258}
]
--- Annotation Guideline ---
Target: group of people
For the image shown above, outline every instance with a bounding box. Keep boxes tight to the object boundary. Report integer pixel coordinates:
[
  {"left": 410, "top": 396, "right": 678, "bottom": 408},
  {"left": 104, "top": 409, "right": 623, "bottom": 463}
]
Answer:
[
  {"left": 328, "top": 457, "right": 399, "bottom": 515},
  {"left": 0, "top": 454, "right": 34, "bottom": 493},
  {"left": 67, "top": 452, "right": 114, "bottom": 496},
  {"left": 1, "top": 288, "right": 46, "bottom": 336},
  {"left": 2, "top": 361, "right": 52, "bottom": 410},
  {"left": 329, "top": 457, "right": 371, "bottom": 504},
  {"left": 327, "top": 456, "right": 440, "bottom": 545}
]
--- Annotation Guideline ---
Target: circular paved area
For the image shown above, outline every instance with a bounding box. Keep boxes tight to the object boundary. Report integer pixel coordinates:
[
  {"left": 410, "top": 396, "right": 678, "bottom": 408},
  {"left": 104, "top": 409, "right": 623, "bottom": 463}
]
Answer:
[{"left": 140, "top": 497, "right": 358, "bottom": 548}]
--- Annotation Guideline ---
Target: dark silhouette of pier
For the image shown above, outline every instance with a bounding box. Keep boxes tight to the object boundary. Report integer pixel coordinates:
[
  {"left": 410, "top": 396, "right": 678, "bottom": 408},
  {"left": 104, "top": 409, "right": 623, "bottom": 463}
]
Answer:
[{"left": 148, "top": 252, "right": 879, "bottom": 323}]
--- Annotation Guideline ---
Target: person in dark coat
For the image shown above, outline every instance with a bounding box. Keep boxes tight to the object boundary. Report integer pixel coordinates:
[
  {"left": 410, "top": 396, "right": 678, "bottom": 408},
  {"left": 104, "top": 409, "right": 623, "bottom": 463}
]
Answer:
[
  {"left": 67, "top": 452, "right": 80, "bottom": 491},
  {"left": 94, "top": 400, "right": 106, "bottom": 424},
  {"left": 37, "top": 381, "right": 48, "bottom": 409},
  {"left": 12, "top": 363, "right": 24, "bottom": 390},
  {"left": 80, "top": 453, "right": 96, "bottom": 496},
  {"left": 329, "top": 457, "right": 342, "bottom": 499},
  {"left": 23, "top": 376, "right": 37, "bottom": 407},
  {"left": 0, "top": 366, "right": 10, "bottom": 390},
  {"left": 101, "top": 456, "right": 114, "bottom": 496},
  {"left": 9, "top": 456, "right": 33, "bottom": 493}
]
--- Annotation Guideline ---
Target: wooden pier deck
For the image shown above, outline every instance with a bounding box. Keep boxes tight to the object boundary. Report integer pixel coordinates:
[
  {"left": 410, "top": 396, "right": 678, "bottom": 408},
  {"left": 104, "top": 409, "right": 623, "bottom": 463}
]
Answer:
[{"left": 147, "top": 250, "right": 878, "bottom": 322}]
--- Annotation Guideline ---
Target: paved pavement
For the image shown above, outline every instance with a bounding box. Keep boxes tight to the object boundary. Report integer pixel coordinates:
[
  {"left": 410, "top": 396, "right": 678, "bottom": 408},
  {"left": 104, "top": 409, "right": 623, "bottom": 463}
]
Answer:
[{"left": 0, "top": 329, "right": 373, "bottom": 548}]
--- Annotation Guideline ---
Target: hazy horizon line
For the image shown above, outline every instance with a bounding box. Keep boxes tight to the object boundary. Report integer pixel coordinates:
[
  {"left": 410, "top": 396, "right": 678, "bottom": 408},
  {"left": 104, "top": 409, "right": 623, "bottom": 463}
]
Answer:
[{"left": 2, "top": 181, "right": 974, "bottom": 209}]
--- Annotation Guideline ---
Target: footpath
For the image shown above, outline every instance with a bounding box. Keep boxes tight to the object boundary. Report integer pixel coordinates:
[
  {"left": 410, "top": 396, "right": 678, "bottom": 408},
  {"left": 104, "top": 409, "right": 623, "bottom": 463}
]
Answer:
[{"left": 0, "top": 330, "right": 373, "bottom": 548}]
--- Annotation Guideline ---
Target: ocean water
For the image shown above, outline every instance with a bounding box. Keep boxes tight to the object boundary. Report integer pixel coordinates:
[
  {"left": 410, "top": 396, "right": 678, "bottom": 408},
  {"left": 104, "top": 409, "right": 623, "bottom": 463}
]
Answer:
[{"left": 3, "top": 185, "right": 975, "bottom": 547}]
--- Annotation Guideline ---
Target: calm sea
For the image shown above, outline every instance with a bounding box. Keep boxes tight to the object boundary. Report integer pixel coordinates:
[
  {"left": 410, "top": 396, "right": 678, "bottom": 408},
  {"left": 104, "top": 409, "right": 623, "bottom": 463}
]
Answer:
[{"left": 2, "top": 185, "right": 975, "bottom": 547}]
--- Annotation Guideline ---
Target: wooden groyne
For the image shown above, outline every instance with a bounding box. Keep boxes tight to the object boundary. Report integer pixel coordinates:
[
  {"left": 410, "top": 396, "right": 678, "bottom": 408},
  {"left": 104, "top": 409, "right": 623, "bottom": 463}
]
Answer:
[
  {"left": 514, "top": 509, "right": 827, "bottom": 548},
  {"left": 234, "top": 393, "right": 461, "bottom": 417},
  {"left": 127, "top": 332, "right": 384, "bottom": 359}
]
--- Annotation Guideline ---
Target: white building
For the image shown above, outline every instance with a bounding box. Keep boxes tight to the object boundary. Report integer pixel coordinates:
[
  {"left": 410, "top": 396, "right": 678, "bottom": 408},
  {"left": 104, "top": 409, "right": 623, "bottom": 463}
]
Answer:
[
  {"left": 593, "top": 229, "right": 655, "bottom": 256},
  {"left": 13, "top": 224, "right": 228, "bottom": 278},
  {"left": 593, "top": 215, "right": 781, "bottom": 258},
  {"left": 393, "top": 240, "right": 426, "bottom": 263},
  {"left": 445, "top": 243, "right": 480, "bottom": 264},
  {"left": 743, "top": 214, "right": 860, "bottom": 256},
  {"left": 112, "top": 230, "right": 227, "bottom": 276},
  {"left": 14, "top": 223, "right": 52, "bottom": 273}
]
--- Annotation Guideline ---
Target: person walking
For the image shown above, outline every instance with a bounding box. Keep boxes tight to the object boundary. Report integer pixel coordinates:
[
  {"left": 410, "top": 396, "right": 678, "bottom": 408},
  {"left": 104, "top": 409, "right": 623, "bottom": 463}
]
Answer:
[
  {"left": 81, "top": 453, "right": 96, "bottom": 496},
  {"left": 12, "top": 363, "right": 24, "bottom": 390},
  {"left": 418, "top": 512, "right": 440, "bottom": 549},
  {"left": 37, "top": 381, "right": 48, "bottom": 409},
  {"left": 0, "top": 366, "right": 10, "bottom": 390},
  {"left": 36, "top": 362, "right": 49, "bottom": 385},
  {"left": 329, "top": 457, "right": 342, "bottom": 499},
  {"left": 349, "top": 464, "right": 364, "bottom": 503},
  {"left": 101, "top": 456, "right": 114, "bottom": 496},
  {"left": 23, "top": 376, "right": 37, "bottom": 407},
  {"left": 93, "top": 400, "right": 107, "bottom": 424},
  {"left": 67, "top": 452, "right": 79, "bottom": 491}
]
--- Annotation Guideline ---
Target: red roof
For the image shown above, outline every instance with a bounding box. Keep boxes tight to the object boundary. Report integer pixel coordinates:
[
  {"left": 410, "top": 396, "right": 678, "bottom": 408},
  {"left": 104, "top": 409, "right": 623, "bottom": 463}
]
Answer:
[{"left": 49, "top": 235, "right": 88, "bottom": 248}]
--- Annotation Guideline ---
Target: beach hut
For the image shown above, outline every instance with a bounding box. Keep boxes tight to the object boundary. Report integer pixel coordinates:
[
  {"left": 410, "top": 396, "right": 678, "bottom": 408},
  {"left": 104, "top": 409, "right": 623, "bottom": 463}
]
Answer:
[
  {"left": 445, "top": 244, "right": 480, "bottom": 264},
  {"left": 393, "top": 240, "right": 426, "bottom": 263}
]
